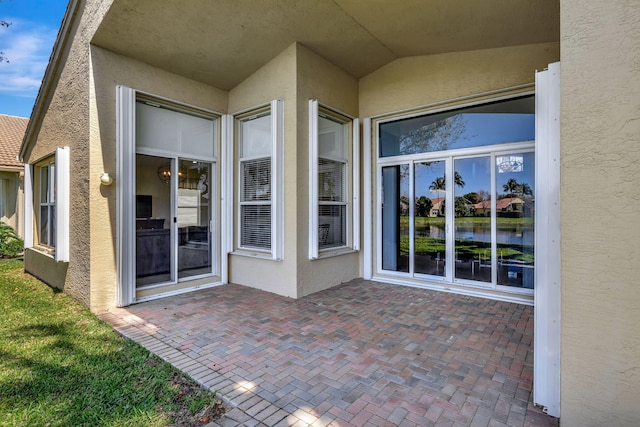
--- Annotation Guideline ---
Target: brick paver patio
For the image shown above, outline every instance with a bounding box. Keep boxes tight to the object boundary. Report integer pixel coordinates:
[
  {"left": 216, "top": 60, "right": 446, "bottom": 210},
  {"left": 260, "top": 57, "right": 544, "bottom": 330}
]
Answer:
[{"left": 99, "top": 279, "right": 558, "bottom": 426}]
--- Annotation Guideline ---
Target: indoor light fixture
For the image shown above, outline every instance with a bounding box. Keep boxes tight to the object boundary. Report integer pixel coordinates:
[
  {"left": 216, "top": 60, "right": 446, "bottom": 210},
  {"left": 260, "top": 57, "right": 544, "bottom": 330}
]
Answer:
[{"left": 157, "top": 162, "right": 186, "bottom": 184}]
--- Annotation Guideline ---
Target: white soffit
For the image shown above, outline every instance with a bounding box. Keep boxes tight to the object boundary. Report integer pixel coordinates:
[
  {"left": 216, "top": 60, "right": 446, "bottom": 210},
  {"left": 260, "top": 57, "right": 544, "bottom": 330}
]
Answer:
[{"left": 92, "top": 0, "right": 559, "bottom": 91}]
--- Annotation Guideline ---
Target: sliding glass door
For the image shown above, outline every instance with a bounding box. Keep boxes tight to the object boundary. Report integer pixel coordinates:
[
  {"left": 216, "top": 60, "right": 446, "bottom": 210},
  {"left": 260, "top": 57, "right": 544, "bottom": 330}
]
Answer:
[
  {"left": 377, "top": 95, "right": 535, "bottom": 292},
  {"left": 134, "top": 99, "right": 217, "bottom": 290},
  {"left": 135, "top": 155, "right": 214, "bottom": 288},
  {"left": 177, "top": 160, "right": 213, "bottom": 280}
]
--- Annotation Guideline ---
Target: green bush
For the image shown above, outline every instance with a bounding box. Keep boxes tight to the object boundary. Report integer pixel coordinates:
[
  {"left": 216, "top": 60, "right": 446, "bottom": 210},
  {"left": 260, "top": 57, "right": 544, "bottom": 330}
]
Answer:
[{"left": 0, "top": 222, "right": 23, "bottom": 258}]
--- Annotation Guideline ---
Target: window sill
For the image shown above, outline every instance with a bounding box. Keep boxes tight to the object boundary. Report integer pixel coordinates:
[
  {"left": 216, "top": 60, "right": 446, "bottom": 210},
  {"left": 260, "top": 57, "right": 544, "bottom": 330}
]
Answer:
[
  {"left": 314, "top": 247, "right": 358, "bottom": 260},
  {"left": 31, "top": 245, "right": 56, "bottom": 258},
  {"left": 230, "top": 249, "right": 281, "bottom": 261}
]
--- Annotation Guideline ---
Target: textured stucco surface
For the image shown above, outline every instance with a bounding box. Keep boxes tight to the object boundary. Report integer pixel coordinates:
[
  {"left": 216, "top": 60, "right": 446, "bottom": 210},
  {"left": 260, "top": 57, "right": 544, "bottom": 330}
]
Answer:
[
  {"left": 560, "top": 0, "right": 640, "bottom": 425},
  {"left": 89, "top": 47, "right": 228, "bottom": 310},
  {"left": 295, "top": 44, "right": 360, "bottom": 297},
  {"left": 22, "top": 1, "right": 114, "bottom": 308},
  {"left": 228, "top": 44, "right": 299, "bottom": 297},
  {"left": 360, "top": 42, "right": 560, "bottom": 118}
]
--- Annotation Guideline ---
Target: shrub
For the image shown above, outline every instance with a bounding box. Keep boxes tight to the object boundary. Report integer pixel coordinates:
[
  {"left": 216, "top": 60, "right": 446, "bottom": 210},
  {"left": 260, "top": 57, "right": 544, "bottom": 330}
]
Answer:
[{"left": 0, "top": 222, "right": 23, "bottom": 258}]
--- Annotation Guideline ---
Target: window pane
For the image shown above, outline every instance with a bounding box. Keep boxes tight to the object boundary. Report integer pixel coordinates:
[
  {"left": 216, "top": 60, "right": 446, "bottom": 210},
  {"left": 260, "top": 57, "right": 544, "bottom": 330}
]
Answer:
[
  {"left": 381, "top": 165, "right": 410, "bottom": 272},
  {"left": 318, "top": 158, "right": 345, "bottom": 202},
  {"left": 241, "top": 205, "right": 271, "bottom": 249},
  {"left": 496, "top": 152, "right": 535, "bottom": 288},
  {"left": 318, "top": 116, "right": 346, "bottom": 161},
  {"left": 40, "top": 165, "right": 49, "bottom": 203},
  {"left": 379, "top": 96, "right": 534, "bottom": 157},
  {"left": 414, "top": 161, "right": 446, "bottom": 276},
  {"left": 40, "top": 206, "right": 49, "bottom": 246},
  {"left": 318, "top": 205, "right": 346, "bottom": 249},
  {"left": 178, "top": 160, "right": 213, "bottom": 279},
  {"left": 136, "top": 102, "right": 215, "bottom": 158},
  {"left": 454, "top": 156, "right": 491, "bottom": 283},
  {"left": 241, "top": 114, "right": 272, "bottom": 158},
  {"left": 50, "top": 207, "right": 56, "bottom": 248},
  {"left": 241, "top": 158, "right": 271, "bottom": 202}
]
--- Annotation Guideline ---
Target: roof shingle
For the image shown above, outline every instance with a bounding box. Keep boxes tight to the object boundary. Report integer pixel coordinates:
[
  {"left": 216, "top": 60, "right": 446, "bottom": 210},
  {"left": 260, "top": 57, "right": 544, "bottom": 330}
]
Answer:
[{"left": 0, "top": 114, "right": 28, "bottom": 168}]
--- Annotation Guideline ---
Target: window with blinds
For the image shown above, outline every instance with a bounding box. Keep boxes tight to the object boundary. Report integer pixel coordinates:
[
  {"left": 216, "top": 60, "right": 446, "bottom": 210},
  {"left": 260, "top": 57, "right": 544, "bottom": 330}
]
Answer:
[
  {"left": 309, "top": 100, "right": 358, "bottom": 259},
  {"left": 318, "top": 157, "right": 346, "bottom": 248},
  {"left": 239, "top": 113, "right": 272, "bottom": 250}
]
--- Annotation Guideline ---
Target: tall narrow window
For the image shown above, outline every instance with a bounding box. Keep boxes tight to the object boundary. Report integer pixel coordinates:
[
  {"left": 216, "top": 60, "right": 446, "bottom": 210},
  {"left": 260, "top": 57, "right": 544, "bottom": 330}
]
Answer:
[
  {"left": 38, "top": 159, "right": 56, "bottom": 247},
  {"left": 27, "top": 146, "right": 69, "bottom": 261},
  {"left": 238, "top": 109, "right": 273, "bottom": 251},
  {"left": 309, "top": 100, "right": 359, "bottom": 259}
]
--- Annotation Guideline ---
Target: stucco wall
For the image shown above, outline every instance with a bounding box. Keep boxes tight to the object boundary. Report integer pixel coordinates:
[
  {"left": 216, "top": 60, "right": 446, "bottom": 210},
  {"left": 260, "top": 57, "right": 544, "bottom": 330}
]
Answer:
[
  {"left": 22, "top": 1, "right": 114, "bottom": 308},
  {"left": 89, "top": 46, "right": 228, "bottom": 311},
  {"left": 295, "top": 44, "right": 360, "bottom": 296},
  {"left": 360, "top": 42, "right": 560, "bottom": 118},
  {"left": 0, "top": 171, "right": 22, "bottom": 236},
  {"left": 227, "top": 43, "right": 299, "bottom": 297},
  {"left": 560, "top": 0, "right": 640, "bottom": 425}
]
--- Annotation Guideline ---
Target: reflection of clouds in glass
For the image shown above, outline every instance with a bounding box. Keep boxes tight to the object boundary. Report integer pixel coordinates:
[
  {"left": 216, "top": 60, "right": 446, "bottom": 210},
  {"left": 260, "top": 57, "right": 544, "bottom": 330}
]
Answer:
[{"left": 380, "top": 96, "right": 535, "bottom": 158}]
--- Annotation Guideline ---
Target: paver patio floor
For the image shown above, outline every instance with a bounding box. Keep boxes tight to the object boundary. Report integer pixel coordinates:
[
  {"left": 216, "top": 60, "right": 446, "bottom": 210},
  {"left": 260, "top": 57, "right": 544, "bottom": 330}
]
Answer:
[{"left": 99, "top": 279, "right": 558, "bottom": 427}]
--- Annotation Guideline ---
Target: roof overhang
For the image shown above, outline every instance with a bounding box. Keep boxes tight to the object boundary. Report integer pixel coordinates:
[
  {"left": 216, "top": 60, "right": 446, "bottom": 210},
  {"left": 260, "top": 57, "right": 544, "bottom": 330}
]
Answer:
[
  {"left": 91, "top": 0, "right": 560, "bottom": 91},
  {"left": 20, "top": 0, "right": 559, "bottom": 161}
]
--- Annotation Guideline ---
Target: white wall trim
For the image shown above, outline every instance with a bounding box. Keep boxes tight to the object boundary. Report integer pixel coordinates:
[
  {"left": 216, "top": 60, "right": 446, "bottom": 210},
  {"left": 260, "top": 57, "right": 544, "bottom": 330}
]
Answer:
[
  {"left": 54, "top": 146, "right": 70, "bottom": 262},
  {"left": 352, "top": 118, "right": 360, "bottom": 252},
  {"left": 362, "top": 117, "right": 373, "bottom": 279},
  {"left": 115, "top": 85, "right": 137, "bottom": 307},
  {"left": 23, "top": 164, "right": 33, "bottom": 248},
  {"left": 533, "top": 61, "right": 561, "bottom": 419},
  {"left": 271, "top": 99, "right": 284, "bottom": 261},
  {"left": 308, "top": 100, "right": 319, "bottom": 260},
  {"left": 220, "top": 114, "right": 233, "bottom": 283}
]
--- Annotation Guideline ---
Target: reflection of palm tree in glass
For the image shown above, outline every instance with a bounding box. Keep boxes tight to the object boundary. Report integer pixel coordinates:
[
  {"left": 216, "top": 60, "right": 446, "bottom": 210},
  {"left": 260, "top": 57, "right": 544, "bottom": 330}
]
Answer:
[
  {"left": 502, "top": 178, "right": 533, "bottom": 197},
  {"left": 429, "top": 172, "right": 465, "bottom": 192}
]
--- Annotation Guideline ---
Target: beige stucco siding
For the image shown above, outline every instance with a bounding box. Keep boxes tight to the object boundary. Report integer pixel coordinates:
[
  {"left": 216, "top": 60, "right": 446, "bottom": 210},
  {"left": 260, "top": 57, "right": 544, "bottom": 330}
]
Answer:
[
  {"left": 22, "top": 1, "right": 115, "bottom": 307},
  {"left": 360, "top": 42, "right": 560, "bottom": 118},
  {"left": 228, "top": 43, "right": 299, "bottom": 297},
  {"left": 89, "top": 47, "right": 228, "bottom": 310},
  {"left": 0, "top": 171, "right": 22, "bottom": 236},
  {"left": 560, "top": 0, "right": 640, "bottom": 425},
  {"left": 295, "top": 44, "right": 360, "bottom": 296}
]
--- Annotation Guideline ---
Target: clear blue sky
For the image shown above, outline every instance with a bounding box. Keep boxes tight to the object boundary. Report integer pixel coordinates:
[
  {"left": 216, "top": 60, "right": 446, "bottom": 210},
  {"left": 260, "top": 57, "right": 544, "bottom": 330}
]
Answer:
[{"left": 0, "top": 0, "right": 68, "bottom": 118}]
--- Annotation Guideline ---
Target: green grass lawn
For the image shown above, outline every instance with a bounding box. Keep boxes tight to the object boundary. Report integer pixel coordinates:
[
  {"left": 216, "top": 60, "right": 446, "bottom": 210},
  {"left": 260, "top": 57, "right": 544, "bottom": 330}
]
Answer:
[{"left": 0, "top": 258, "right": 224, "bottom": 426}]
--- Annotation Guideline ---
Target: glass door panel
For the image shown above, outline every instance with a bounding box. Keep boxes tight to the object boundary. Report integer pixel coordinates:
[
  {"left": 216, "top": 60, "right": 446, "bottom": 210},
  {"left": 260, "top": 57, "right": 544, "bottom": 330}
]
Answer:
[
  {"left": 177, "top": 160, "right": 213, "bottom": 279},
  {"left": 135, "top": 154, "right": 172, "bottom": 287},
  {"left": 495, "top": 152, "right": 535, "bottom": 288},
  {"left": 454, "top": 156, "right": 492, "bottom": 283},
  {"left": 381, "top": 165, "right": 410, "bottom": 272},
  {"left": 414, "top": 161, "right": 446, "bottom": 276}
]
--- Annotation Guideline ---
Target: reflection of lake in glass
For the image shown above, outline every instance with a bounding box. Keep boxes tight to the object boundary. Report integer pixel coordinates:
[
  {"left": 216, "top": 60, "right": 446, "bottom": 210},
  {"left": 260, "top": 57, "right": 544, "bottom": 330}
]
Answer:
[{"left": 416, "top": 223, "right": 533, "bottom": 245}]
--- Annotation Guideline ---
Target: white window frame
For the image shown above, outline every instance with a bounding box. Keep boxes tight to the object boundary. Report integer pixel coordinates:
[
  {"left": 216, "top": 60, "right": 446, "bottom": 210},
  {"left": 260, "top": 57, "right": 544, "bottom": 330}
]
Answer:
[
  {"left": 38, "top": 160, "right": 56, "bottom": 248},
  {"left": 308, "top": 100, "right": 359, "bottom": 259},
  {"left": 23, "top": 147, "right": 69, "bottom": 262},
  {"left": 234, "top": 100, "right": 283, "bottom": 260}
]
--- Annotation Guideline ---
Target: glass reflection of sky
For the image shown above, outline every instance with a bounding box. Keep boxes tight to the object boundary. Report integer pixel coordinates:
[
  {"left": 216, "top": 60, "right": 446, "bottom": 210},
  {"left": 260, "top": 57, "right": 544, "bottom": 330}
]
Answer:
[
  {"left": 413, "top": 152, "right": 535, "bottom": 198},
  {"left": 379, "top": 95, "right": 535, "bottom": 158}
]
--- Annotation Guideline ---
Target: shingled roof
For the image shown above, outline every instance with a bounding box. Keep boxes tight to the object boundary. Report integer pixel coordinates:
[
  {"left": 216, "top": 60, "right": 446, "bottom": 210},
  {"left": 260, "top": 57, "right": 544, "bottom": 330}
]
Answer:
[{"left": 0, "top": 114, "right": 28, "bottom": 169}]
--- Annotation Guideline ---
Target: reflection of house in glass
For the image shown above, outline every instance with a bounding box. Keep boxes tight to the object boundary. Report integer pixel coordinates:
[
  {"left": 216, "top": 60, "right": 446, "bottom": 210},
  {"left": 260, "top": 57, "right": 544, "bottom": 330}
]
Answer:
[
  {"left": 473, "top": 197, "right": 524, "bottom": 217},
  {"left": 429, "top": 197, "right": 445, "bottom": 216}
]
